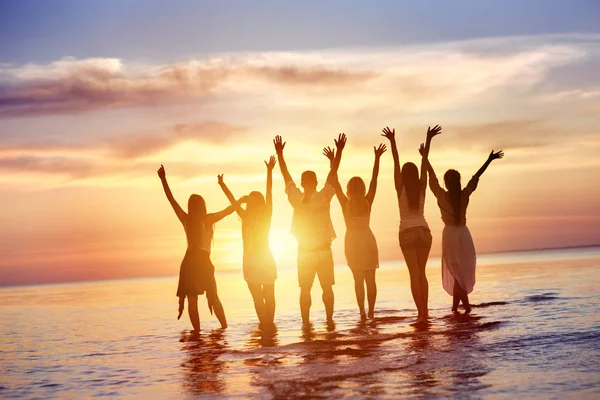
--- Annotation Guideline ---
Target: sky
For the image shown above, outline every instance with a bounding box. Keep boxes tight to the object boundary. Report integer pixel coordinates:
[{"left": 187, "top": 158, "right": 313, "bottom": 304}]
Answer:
[{"left": 1, "top": 1, "right": 599, "bottom": 286}]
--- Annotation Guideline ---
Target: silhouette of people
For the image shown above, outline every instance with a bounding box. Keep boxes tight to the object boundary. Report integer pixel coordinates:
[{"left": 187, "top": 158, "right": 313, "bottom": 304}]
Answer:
[
  {"left": 324, "top": 136, "right": 387, "bottom": 319},
  {"left": 157, "top": 164, "right": 234, "bottom": 331},
  {"left": 273, "top": 134, "right": 340, "bottom": 325},
  {"left": 421, "top": 148, "right": 504, "bottom": 312},
  {"left": 217, "top": 156, "right": 278, "bottom": 327},
  {"left": 382, "top": 126, "right": 441, "bottom": 319}
]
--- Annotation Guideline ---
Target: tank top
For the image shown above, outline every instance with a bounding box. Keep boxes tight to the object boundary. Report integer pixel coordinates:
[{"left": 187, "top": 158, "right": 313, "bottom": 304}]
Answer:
[{"left": 398, "top": 190, "right": 429, "bottom": 232}]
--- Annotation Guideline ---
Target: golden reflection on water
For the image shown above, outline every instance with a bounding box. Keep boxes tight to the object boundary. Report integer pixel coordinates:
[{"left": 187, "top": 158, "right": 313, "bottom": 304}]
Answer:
[{"left": 179, "top": 330, "right": 227, "bottom": 395}]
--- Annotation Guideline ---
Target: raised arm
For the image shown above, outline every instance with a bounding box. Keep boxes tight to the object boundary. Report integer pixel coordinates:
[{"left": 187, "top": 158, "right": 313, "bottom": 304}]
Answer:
[
  {"left": 157, "top": 165, "right": 187, "bottom": 224},
  {"left": 323, "top": 146, "right": 348, "bottom": 209},
  {"left": 474, "top": 150, "right": 504, "bottom": 178},
  {"left": 217, "top": 174, "right": 245, "bottom": 218},
  {"left": 366, "top": 143, "right": 387, "bottom": 204},
  {"left": 273, "top": 135, "right": 293, "bottom": 185},
  {"left": 381, "top": 127, "right": 403, "bottom": 196},
  {"left": 419, "top": 148, "right": 445, "bottom": 199},
  {"left": 326, "top": 133, "right": 346, "bottom": 186},
  {"left": 206, "top": 204, "right": 237, "bottom": 225},
  {"left": 420, "top": 125, "right": 442, "bottom": 191},
  {"left": 264, "top": 155, "right": 276, "bottom": 213}
]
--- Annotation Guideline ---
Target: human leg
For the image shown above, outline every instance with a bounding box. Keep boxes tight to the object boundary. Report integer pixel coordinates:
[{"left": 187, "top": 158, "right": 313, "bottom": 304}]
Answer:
[
  {"left": 247, "top": 282, "right": 267, "bottom": 324},
  {"left": 263, "top": 284, "right": 276, "bottom": 324},
  {"left": 402, "top": 247, "right": 423, "bottom": 316},
  {"left": 365, "top": 269, "right": 377, "bottom": 318},
  {"left": 186, "top": 295, "right": 200, "bottom": 331},
  {"left": 416, "top": 244, "right": 432, "bottom": 317},
  {"left": 351, "top": 269, "right": 366, "bottom": 318}
]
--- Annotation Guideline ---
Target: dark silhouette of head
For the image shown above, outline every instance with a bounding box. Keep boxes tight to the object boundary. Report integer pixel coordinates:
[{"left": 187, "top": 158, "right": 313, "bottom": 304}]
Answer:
[
  {"left": 246, "top": 191, "right": 266, "bottom": 215},
  {"left": 402, "top": 162, "right": 420, "bottom": 210},
  {"left": 188, "top": 194, "right": 207, "bottom": 218},
  {"left": 301, "top": 171, "right": 318, "bottom": 194},
  {"left": 444, "top": 169, "right": 462, "bottom": 224},
  {"left": 346, "top": 176, "right": 369, "bottom": 215}
]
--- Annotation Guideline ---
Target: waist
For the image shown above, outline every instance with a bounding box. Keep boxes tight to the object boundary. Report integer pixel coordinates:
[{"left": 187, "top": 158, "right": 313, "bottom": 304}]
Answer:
[
  {"left": 399, "top": 217, "right": 429, "bottom": 231},
  {"left": 298, "top": 242, "right": 332, "bottom": 252}
]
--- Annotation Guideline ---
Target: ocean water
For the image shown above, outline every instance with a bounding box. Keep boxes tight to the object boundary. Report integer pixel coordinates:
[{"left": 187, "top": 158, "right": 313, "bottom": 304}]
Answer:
[{"left": 1, "top": 247, "right": 599, "bottom": 399}]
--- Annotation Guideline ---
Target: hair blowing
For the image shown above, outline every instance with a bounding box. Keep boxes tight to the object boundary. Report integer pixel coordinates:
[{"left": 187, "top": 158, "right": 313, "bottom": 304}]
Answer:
[{"left": 444, "top": 169, "right": 462, "bottom": 224}]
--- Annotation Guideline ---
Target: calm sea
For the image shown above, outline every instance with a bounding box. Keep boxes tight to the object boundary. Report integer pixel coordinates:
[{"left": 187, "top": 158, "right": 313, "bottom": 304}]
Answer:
[{"left": 1, "top": 247, "right": 599, "bottom": 399}]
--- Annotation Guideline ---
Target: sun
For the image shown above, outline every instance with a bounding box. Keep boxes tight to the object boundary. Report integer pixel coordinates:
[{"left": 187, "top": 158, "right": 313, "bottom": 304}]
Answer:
[{"left": 269, "top": 229, "right": 296, "bottom": 263}]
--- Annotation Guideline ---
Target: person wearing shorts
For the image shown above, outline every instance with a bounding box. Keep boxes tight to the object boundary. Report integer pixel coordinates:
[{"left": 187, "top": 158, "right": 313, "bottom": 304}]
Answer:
[{"left": 273, "top": 134, "right": 340, "bottom": 325}]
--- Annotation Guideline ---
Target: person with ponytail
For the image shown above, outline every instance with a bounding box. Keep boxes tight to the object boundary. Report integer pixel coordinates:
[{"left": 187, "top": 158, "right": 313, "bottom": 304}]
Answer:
[
  {"left": 217, "top": 156, "right": 278, "bottom": 328},
  {"left": 382, "top": 125, "right": 441, "bottom": 319},
  {"left": 324, "top": 140, "right": 387, "bottom": 319},
  {"left": 421, "top": 148, "right": 504, "bottom": 313},
  {"left": 158, "top": 165, "right": 235, "bottom": 332}
]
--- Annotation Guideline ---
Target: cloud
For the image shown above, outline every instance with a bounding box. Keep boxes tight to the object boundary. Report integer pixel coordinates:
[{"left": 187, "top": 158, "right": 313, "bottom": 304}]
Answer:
[
  {"left": 109, "top": 120, "right": 248, "bottom": 158},
  {"left": 0, "top": 57, "right": 373, "bottom": 118}
]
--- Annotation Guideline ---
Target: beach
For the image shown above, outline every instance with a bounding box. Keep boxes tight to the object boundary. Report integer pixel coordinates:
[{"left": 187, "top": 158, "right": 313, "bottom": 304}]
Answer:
[{"left": 1, "top": 246, "right": 599, "bottom": 399}]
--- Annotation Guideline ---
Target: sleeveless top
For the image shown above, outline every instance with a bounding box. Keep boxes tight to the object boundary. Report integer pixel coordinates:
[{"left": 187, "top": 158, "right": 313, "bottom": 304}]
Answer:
[{"left": 398, "top": 190, "right": 429, "bottom": 232}]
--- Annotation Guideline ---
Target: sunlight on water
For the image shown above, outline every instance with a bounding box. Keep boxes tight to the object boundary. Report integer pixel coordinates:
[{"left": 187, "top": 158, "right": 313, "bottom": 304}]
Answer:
[{"left": 1, "top": 247, "right": 599, "bottom": 398}]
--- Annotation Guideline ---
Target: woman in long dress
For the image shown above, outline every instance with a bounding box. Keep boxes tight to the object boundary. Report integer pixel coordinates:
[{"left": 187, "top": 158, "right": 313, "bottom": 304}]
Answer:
[
  {"left": 421, "top": 149, "right": 504, "bottom": 312},
  {"left": 217, "top": 157, "right": 278, "bottom": 327},
  {"left": 325, "top": 135, "right": 387, "bottom": 319},
  {"left": 382, "top": 125, "right": 441, "bottom": 318},
  {"left": 158, "top": 165, "right": 235, "bottom": 331}
]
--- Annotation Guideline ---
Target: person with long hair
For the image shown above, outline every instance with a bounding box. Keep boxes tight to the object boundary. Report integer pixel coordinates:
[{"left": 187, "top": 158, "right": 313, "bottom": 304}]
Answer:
[
  {"left": 157, "top": 164, "right": 234, "bottom": 331},
  {"left": 382, "top": 125, "right": 441, "bottom": 319},
  {"left": 421, "top": 148, "right": 504, "bottom": 313},
  {"left": 273, "top": 134, "right": 342, "bottom": 325},
  {"left": 217, "top": 156, "right": 278, "bottom": 328},
  {"left": 324, "top": 141, "right": 387, "bottom": 319}
]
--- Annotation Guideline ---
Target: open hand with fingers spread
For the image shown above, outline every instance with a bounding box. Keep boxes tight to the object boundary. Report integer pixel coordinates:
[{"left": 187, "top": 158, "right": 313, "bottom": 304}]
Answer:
[
  {"left": 427, "top": 125, "right": 442, "bottom": 139},
  {"left": 489, "top": 150, "right": 504, "bottom": 161},
  {"left": 273, "top": 135, "right": 286, "bottom": 154},
  {"left": 334, "top": 133, "right": 347, "bottom": 150},
  {"left": 157, "top": 164, "right": 166, "bottom": 180},
  {"left": 419, "top": 143, "right": 426, "bottom": 157},
  {"left": 323, "top": 146, "right": 335, "bottom": 163},
  {"left": 265, "top": 155, "right": 276, "bottom": 170},
  {"left": 381, "top": 126, "right": 395, "bottom": 141},
  {"left": 374, "top": 143, "right": 387, "bottom": 158}
]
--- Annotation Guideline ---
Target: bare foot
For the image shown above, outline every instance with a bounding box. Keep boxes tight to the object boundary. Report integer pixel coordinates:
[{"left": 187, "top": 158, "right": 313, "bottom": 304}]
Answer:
[{"left": 367, "top": 310, "right": 374, "bottom": 319}]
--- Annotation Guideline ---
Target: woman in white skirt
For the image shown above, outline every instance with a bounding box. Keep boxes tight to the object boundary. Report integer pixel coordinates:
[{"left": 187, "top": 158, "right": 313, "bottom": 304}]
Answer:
[
  {"left": 218, "top": 157, "right": 278, "bottom": 327},
  {"left": 421, "top": 148, "right": 504, "bottom": 312}
]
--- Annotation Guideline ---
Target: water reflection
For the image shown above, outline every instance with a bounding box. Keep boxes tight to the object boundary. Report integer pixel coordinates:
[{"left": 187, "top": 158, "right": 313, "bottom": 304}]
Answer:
[
  {"left": 179, "top": 330, "right": 227, "bottom": 395},
  {"left": 246, "top": 324, "right": 279, "bottom": 348}
]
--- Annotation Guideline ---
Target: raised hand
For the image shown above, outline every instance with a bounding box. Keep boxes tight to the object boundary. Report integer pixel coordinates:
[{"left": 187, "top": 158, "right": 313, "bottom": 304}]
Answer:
[
  {"left": 323, "top": 146, "right": 335, "bottom": 163},
  {"left": 264, "top": 155, "right": 276, "bottom": 170},
  {"left": 334, "top": 133, "right": 347, "bottom": 150},
  {"left": 273, "top": 135, "right": 286, "bottom": 154},
  {"left": 157, "top": 164, "right": 166, "bottom": 180},
  {"left": 427, "top": 125, "right": 442, "bottom": 139},
  {"left": 489, "top": 150, "right": 504, "bottom": 161},
  {"left": 381, "top": 126, "right": 395, "bottom": 141},
  {"left": 374, "top": 143, "right": 387, "bottom": 158},
  {"left": 239, "top": 195, "right": 249, "bottom": 203},
  {"left": 217, "top": 174, "right": 224, "bottom": 185}
]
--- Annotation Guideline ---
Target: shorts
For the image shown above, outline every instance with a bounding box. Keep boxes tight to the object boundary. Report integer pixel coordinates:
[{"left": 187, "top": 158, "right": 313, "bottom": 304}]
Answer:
[
  {"left": 399, "top": 226, "right": 433, "bottom": 251},
  {"left": 297, "top": 246, "right": 335, "bottom": 289}
]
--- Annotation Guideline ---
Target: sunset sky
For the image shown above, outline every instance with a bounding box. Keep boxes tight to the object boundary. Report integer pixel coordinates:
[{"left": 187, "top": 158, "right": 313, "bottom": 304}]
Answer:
[{"left": 1, "top": 1, "right": 599, "bottom": 286}]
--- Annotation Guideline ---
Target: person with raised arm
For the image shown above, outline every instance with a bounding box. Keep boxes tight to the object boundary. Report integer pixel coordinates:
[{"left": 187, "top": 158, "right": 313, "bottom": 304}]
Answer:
[
  {"left": 217, "top": 156, "right": 278, "bottom": 328},
  {"left": 382, "top": 125, "right": 441, "bottom": 319},
  {"left": 324, "top": 142, "right": 387, "bottom": 319},
  {"left": 421, "top": 147, "right": 504, "bottom": 313},
  {"left": 157, "top": 164, "right": 235, "bottom": 331},
  {"left": 273, "top": 134, "right": 342, "bottom": 325}
]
